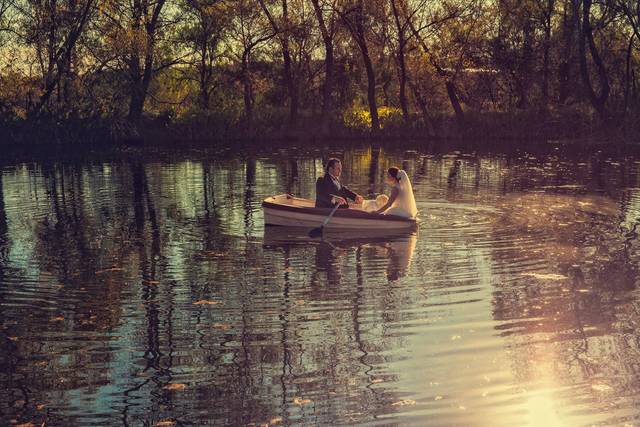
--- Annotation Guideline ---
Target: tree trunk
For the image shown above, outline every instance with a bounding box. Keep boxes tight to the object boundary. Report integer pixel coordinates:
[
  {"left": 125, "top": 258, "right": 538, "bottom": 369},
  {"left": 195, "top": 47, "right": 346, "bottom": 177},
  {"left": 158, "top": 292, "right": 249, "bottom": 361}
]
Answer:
[
  {"left": 259, "top": 0, "right": 298, "bottom": 127},
  {"left": 579, "top": 0, "right": 610, "bottom": 120},
  {"left": 559, "top": 0, "right": 578, "bottom": 104},
  {"left": 361, "top": 43, "right": 380, "bottom": 132},
  {"left": 517, "top": 21, "right": 533, "bottom": 109},
  {"left": 0, "top": 172, "right": 6, "bottom": 239},
  {"left": 342, "top": 1, "right": 379, "bottom": 132},
  {"left": 541, "top": 0, "right": 554, "bottom": 112},
  {"left": 391, "top": 0, "right": 409, "bottom": 123},
  {"left": 127, "top": 0, "right": 166, "bottom": 123},
  {"left": 281, "top": 0, "right": 298, "bottom": 127},
  {"left": 446, "top": 81, "right": 464, "bottom": 128},
  {"left": 242, "top": 56, "right": 253, "bottom": 130},
  {"left": 406, "top": 13, "right": 464, "bottom": 128},
  {"left": 311, "top": 0, "right": 334, "bottom": 134},
  {"left": 409, "top": 81, "right": 436, "bottom": 136}
]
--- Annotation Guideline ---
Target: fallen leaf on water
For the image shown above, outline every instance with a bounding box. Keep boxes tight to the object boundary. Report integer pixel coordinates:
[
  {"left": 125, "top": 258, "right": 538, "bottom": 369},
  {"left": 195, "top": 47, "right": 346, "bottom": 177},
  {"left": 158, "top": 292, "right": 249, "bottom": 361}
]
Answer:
[
  {"left": 293, "top": 397, "right": 311, "bottom": 405},
  {"left": 521, "top": 273, "right": 568, "bottom": 281},
  {"left": 163, "top": 383, "right": 186, "bottom": 391},
  {"left": 371, "top": 379, "right": 383, "bottom": 384},
  {"left": 50, "top": 316, "right": 65, "bottom": 322},
  {"left": 392, "top": 399, "right": 416, "bottom": 406},
  {"left": 194, "top": 300, "right": 220, "bottom": 306},
  {"left": 155, "top": 420, "right": 176, "bottom": 427},
  {"left": 36, "top": 404, "right": 46, "bottom": 410},
  {"left": 269, "top": 417, "right": 283, "bottom": 425},
  {"left": 294, "top": 300, "right": 305, "bottom": 306},
  {"left": 96, "top": 267, "right": 124, "bottom": 274},
  {"left": 213, "top": 323, "right": 231, "bottom": 330},
  {"left": 14, "top": 423, "right": 36, "bottom": 427},
  {"left": 434, "top": 396, "right": 443, "bottom": 401},
  {"left": 591, "top": 384, "right": 613, "bottom": 392},
  {"left": 450, "top": 335, "right": 461, "bottom": 341},
  {"left": 8, "top": 336, "right": 18, "bottom": 341}
]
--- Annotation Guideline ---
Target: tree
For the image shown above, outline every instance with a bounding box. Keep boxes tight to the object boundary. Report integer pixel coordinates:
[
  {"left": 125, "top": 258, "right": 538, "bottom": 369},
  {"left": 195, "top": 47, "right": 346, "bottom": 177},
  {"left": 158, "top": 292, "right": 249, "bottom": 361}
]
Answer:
[
  {"left": 179, "top": 0, "right": 227, "bottom": 110},
  {"left": 225, "top": 0, "right": 275, "bottom": 130},
  {"left": 258, "top": 0, "right": 299, "bottom": 127},
  {"left": 338, "top": 0, "right": 381, "bottom": 132},
  {"left": 311, "top": 0, "right": 338, "bottom": 134},
  {"left": 17, "top": 0, "right": 96, "bottom": 116},
  {"left": 97, "top": 0, "right": 177, "bottom": 123},
  {"left": 579, "top": 0, "right": 611, "bottom": 120}
]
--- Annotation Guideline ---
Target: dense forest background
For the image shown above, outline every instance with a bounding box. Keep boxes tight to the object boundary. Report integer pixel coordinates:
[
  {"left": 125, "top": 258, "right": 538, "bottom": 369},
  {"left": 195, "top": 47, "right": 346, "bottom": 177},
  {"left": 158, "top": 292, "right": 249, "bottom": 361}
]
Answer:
[{"left": 0, "top": 0, "right": 639, "bottom": 143}]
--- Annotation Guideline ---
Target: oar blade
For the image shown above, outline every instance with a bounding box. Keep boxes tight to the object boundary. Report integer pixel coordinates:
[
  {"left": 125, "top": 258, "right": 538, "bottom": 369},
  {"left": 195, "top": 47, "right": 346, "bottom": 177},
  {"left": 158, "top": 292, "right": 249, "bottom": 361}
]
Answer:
[{"left": 308, "top": 226, "right": 323, "bottom": 238}]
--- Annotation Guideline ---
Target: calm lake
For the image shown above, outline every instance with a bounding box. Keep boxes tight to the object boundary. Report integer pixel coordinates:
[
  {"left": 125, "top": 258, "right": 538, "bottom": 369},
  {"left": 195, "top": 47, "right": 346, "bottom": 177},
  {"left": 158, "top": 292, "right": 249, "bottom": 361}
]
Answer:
[{"left": 1, "top": 142, "right": 640, "bottom": 426}]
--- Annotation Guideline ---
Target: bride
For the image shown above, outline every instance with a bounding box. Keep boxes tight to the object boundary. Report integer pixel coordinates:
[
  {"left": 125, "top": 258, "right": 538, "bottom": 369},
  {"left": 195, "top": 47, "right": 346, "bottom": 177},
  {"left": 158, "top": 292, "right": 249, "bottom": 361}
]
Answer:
[{"left": 374, "top": 167, "right": 418, "bottom": 219}]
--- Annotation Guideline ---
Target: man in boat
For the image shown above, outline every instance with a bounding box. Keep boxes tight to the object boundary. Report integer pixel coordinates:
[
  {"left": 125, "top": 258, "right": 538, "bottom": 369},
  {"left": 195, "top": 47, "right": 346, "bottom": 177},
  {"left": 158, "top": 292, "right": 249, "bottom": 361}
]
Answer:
[{"left": 315, "top": 158, "right": 364, "bottom": 208}]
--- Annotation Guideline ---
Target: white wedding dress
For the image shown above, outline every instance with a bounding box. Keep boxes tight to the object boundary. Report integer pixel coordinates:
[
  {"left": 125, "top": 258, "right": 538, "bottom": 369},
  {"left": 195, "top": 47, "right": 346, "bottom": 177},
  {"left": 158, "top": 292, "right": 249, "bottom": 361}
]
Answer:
[{"left": 384, "top": 170, "right": 417, "bottom": 219}]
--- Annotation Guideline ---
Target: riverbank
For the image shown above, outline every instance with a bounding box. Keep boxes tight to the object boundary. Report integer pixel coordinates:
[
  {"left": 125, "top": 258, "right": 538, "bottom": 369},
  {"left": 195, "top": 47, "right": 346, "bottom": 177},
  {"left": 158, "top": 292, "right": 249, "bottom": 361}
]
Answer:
[{"left": 1, "top": 107, "right": 638, "bottom": 152}]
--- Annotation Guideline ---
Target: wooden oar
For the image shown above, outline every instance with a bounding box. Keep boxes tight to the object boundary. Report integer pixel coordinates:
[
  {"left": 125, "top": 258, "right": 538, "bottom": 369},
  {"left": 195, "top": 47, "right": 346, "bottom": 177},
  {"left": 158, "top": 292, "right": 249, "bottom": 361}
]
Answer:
[{"left": 309, "top": 202, "right": 341, "bottom": 238}]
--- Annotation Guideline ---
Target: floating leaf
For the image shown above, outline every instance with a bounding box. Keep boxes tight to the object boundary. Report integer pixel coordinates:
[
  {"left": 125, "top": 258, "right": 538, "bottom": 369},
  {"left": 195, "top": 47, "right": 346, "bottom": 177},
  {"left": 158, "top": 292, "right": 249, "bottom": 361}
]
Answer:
[
  {"left": 163, "top": 383, "right": 186, "bottom": 391},
  {"left": 434, "top": 396, "right": 443, "bottom": 401},
  {"left": 50, "top": 316, "right": 64, "bottom": 322},
  {"left": 36, "top": 404, "right": 46, "bottom": 410},
  {"left": 15, "top": 423, "right": 36, "bottom": 427},
  {"left": 521, "top": 273, "right": 568, "bottom": 281},
  {"left": 591, "top": 384, "right": 613, "bottom": 392},
  {"left": 96, "top": 267, "right": 125, "bottom": 274},
  {"left": 155, "top": 420, "right": 176, "bottom": 427},
  {"left": 193, "top": 300, "right": 220, "bottom": 306},
  {"left": 293, "top": 397, "right": 311, "bottom": 405},
  {"left": 269, "top": 417, "right": 283, "bottom": 425},
  {"left": 213, "top": 323, "right": 231, "bottom": 330},
  {"left": 294, "top": 300, "right": 305, "bottom": 306},
  {"left": 8, "top": 336, "right": 18, "bottom": 341},
  {"left": 392, "top": 399, "right": 416, "bottom": 406}
]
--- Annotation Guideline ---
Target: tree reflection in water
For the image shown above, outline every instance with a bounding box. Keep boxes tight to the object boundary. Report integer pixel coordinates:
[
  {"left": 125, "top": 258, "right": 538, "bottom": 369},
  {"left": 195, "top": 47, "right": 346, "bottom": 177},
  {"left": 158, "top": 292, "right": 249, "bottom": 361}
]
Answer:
[{"left": 0, "top": 148, "right": 640, "bottom": 425}]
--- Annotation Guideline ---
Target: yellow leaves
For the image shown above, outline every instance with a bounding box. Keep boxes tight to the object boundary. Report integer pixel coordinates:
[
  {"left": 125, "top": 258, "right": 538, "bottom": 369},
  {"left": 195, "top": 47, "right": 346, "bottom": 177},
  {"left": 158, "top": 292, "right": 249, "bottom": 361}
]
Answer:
[
  {"left": 163, "top": 383, "right": 186, "bottom": 391},
  {"left": 36, "top": 404, "right": 46, "bottom": 410},
  {"left": 193, "top": 300, "right": 220, "bottom": 306},
  {"left": 8, "top": 336, "right": 18, "bottom": 341},
  {"left": 14, "top": 423, "right": 36, "bottom": 427},
  {"left": 294, "top": 300, "right": 305, "bottom": 306},
  {"left": 155, "top": 420, "right": 177, "bottom": 427},
  {"left": 292, "top": 397, "right": 311, "bottom": 405},
  {"left": 50, "top": 316, "right": 65, "bottom": 322}
]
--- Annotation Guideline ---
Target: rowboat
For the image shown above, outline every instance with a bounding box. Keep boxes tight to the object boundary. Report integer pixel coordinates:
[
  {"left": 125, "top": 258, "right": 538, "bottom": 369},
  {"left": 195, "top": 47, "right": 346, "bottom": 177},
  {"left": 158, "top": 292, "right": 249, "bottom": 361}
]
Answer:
[
  {"left": 262, "top": 194, "right": 417, "bottom": 230},
  {"left": 263, "top": 225, "right": 417, "bottom": 246}
]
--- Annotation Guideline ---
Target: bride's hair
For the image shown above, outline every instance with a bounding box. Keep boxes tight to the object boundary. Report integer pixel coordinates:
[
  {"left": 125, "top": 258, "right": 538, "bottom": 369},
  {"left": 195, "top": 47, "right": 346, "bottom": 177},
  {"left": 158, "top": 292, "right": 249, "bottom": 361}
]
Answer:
[{"left": 388, "top": 167, "right": 401, "bottom": 182}]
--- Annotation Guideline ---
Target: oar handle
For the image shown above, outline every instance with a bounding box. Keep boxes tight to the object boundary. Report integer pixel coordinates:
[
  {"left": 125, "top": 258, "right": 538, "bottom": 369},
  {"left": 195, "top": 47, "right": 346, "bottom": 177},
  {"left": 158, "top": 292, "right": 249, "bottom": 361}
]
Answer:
[{"left": 323, "top": 203, "right": 341, "bottom": 227}]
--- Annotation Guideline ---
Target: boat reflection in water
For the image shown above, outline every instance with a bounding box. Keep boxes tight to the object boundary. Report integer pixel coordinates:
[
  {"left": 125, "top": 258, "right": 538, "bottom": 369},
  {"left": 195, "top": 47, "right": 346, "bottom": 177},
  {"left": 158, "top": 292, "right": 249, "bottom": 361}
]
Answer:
[{"left": 263, "top": 226, "right": 418, "bottom": 282}]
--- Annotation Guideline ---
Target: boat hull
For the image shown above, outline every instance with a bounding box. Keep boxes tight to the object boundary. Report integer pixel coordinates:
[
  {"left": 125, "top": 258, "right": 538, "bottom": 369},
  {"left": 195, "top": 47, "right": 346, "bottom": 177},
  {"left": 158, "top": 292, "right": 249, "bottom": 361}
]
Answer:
[{"left": 262, "top": 195, "right": 417, "bottom": 230}]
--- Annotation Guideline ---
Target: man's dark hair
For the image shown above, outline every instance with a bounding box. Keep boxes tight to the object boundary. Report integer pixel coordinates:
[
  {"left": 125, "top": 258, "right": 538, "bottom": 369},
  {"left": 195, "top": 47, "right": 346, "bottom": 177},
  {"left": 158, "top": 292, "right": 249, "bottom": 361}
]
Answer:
[{"left": 326, "top": 158, "right": 341, "bottom": 172}]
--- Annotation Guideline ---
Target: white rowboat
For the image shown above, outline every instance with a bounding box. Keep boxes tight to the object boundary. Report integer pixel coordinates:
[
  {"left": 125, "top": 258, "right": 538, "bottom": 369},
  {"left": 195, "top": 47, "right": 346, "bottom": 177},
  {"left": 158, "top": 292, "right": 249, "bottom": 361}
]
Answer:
[{"left": 262, "top": 194, "right": 417, "bottom": 230}]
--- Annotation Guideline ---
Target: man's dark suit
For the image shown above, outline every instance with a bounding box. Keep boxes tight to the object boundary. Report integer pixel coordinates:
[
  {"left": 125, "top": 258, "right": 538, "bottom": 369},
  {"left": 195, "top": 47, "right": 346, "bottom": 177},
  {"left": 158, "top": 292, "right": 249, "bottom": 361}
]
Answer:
[{"left": 315, "top": 173, "right": 357, "bottom": 208}]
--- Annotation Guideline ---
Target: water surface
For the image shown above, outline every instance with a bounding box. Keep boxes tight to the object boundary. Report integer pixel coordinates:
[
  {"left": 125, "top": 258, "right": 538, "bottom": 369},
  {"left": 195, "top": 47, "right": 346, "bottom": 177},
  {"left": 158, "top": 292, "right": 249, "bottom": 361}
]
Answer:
[{"left": 1, "top": 144, "right": 640, "bottom": 426}]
